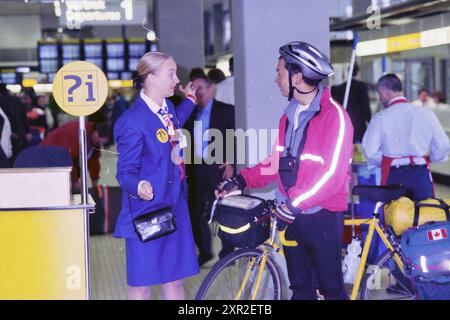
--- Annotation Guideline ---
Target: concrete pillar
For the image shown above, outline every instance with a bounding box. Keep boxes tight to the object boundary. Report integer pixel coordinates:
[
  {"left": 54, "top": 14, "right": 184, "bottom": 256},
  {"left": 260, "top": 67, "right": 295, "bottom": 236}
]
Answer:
[
  {"left": 154, "top": 0, "right": 205, "bottom": 84},
  {"left": 232, "top": 0, "right": 330, "bottom": 195}
]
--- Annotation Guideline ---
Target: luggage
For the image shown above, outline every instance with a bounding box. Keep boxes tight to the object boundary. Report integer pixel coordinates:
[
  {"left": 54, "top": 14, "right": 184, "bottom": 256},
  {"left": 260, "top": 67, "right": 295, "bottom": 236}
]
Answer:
[
  {"left": 212, "top": 195, "right": 271, "bottom": 248},
  {"left": 384, "top": 197, "right": 450, "bottom": 236},
  {"left": 89, "top": 185, "right": 122, "bottom": 235},
  {"left": 401, "top": 221, "right": 450, "bottom": 300}
]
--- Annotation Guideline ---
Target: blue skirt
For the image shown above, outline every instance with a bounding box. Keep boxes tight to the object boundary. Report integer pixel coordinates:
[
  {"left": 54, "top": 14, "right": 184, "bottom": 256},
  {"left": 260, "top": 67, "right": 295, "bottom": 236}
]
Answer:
[{"left": 125, "top": 196, "right": 199, "bottom": 286}]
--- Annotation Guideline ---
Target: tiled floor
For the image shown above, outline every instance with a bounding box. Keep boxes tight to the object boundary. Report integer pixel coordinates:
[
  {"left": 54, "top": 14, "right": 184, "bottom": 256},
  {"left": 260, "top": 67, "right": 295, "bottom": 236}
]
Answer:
[
  {"left": 91, "top": 148, "right": 450, "bottom": 300},
  {"left": 90, "top": 234, "right": 221, "bottom": 300},
  {"left": 90, "top": 183, "right": 450, "bottom": 300}
]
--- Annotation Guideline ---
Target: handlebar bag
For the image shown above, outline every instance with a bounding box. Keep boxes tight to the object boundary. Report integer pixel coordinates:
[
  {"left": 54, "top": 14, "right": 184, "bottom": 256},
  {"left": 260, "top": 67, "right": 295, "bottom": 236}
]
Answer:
[{"left": 213, "top": 195, "right": 270, "bottom": 248}]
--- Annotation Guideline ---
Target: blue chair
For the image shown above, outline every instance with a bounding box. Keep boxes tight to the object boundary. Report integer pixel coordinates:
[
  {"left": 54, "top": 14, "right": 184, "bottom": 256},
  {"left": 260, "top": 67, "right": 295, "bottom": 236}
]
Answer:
[{"left": 13, "top": 146, "right": 72, "bottom": 168}]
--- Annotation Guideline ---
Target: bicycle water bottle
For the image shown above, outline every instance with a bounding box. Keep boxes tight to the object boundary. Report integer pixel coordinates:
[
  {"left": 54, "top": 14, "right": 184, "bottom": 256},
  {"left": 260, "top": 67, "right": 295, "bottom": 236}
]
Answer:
[{"left": 342, "top": 237, "right": 362, "bottom": 284}]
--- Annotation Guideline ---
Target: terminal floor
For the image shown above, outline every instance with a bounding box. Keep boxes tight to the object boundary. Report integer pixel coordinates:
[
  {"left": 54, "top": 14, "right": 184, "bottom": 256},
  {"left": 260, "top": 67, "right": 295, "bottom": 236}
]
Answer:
[
  {"left": 90, "top": 182, "right": 450, "bottom": 300},
  {"left": 92, "top": 147, "right": 450, "bottom": 299}
]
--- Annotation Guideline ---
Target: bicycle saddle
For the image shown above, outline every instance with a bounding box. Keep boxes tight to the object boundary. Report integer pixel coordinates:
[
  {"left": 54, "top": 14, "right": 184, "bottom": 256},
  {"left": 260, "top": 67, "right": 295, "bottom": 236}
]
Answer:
[{"left": 352, "top": 184, "right": 411, "bottom": 203}]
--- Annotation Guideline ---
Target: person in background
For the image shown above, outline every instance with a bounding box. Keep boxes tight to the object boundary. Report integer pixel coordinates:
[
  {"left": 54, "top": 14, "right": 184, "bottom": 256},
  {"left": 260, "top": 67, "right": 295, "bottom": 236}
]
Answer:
[
  {"left": 412, "top": 88, "right": 436, "bottom": 109},
  {"left": 0, "top": 105, "right": 12, "bottom": 167},
  {"left": 216, "top": 41, "right": 353, "bottom": 300},
  {"left": 331, "top": 63, "right": 371, "bottom": 143},
  {"left": 431, "top": 90, "right": 450, "bottom": 111},
  {"left": 184, "top": 72, "right": 236, "bottom": 266},
  {"left": 362, "top": 73, "right": 450, "bottom": 295},
  {"left": 110, "top": 89, "right": 128, "bottom": 126},
  {"left": 207, "top": 68, "right": 226, "bottom": 85},
  {"left": 114, "top": 52, "right": 199, "bottom": 300},
  {"left": 189, "top": 67, "right": 206, "bottom": 82},
  {"left": 103, "top": 89, "right": 128, "bottom": 143},
  {"left": 40, "top": 111, "right": 109, "bottom": 190},
  {"left": 215, "top": 57, "right": 235, "bottom": 105},
  {"left": 47, "top": 94, "right": 60, "bottom": 131},
  {"left": 27, "top": 95, "right": 50, "bottom": 145},
  {"left": 363, "top": 74, "right": 450, "bottom": 201},
  {"left": 0, "top": 84, "right": 31, "bottom": 162}
]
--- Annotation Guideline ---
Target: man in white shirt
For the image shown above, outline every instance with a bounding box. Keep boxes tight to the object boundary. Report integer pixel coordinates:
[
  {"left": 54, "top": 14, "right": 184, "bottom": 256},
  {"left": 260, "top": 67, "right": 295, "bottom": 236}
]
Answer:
[
  {"left": 363, "top": 73, "right": 450, "bottom": 296},
  {"left": 215, "top": 57, "right": 235, "bottom": 105},
  {"left": 411, "top": 88, "right": 436, "bottom": 109},
  {"left": 363, "top": 74, "right": 450, "bottom": 201}
]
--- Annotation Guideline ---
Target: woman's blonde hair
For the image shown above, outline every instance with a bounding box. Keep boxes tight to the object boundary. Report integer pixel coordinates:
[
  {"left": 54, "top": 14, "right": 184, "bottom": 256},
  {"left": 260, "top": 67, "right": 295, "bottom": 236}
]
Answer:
[{"left": 133, "top": 52, "right": 173, "bottom": 89}]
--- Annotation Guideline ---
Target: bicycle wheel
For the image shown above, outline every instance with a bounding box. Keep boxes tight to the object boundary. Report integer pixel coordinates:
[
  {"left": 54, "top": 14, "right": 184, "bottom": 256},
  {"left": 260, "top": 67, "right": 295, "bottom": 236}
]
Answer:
[
  {"left": 195, "top": 248, "right": 282, "bottom": 300},
  {"left": 360, "top": 250, "right": 415, "bottom": 300}
]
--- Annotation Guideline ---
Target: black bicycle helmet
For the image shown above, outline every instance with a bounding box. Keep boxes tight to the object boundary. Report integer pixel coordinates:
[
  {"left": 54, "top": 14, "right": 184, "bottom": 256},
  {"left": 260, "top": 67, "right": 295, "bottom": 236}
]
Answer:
[{"left": 279, "top": 41, "right": 334, "bottom": 100}]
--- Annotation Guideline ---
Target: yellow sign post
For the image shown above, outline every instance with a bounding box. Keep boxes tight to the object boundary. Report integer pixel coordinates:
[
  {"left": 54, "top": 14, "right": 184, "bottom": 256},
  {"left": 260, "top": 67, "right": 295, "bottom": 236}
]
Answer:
[{"left": 52, "top": 61, "right": 108, "bottom": 299}]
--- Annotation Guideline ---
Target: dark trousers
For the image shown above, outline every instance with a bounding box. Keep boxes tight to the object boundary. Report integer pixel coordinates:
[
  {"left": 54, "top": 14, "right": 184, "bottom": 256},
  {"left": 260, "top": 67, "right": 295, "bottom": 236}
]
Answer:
[
  {"left": 0, "top": 147, "right": 10, "bottom": 168},
  {"left": 283, "top": 210, "right": 349, "bottom": 300},
  {"left": 386, "top": 165, "right": 431, "bottom": 291},
  {"left": 187, "top": 164, "right": 234, "bottom": 259},
  {"left": 387, "top": 165, "right": 434, "bottom": 201}
]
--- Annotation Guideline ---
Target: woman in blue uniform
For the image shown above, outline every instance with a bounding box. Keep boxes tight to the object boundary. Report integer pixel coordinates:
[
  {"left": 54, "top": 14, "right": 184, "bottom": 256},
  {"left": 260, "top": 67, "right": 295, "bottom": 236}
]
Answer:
[{"left": 113, "top": 52, "right": 199, "bottom": 300}]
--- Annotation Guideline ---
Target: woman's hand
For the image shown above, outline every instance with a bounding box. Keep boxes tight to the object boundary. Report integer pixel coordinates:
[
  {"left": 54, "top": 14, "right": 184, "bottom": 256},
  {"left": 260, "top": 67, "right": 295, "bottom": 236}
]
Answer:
[
  {"left": 178, "top": 81, "right": 197, "bottom": 98},
  {"left": 138, "top": 180, "right": 154, "bottom": 201}
]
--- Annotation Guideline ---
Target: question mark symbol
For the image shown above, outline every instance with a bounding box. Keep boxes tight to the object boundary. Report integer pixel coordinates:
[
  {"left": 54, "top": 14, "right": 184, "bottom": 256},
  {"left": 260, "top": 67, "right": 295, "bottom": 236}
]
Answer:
[{"left": 64, "top": 75, "right": 82, "bottom": 102}]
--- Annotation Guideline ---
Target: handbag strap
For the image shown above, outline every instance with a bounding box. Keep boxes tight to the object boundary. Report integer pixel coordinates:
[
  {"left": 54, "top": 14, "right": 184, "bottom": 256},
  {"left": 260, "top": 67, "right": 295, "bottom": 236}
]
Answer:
[
  {"left": 414, "top": 199, "right": 450, "bottom": 226},
  {"left": 413, "top": 204, "right": 420, "bottom": 227},
  {"left": 437, "top": 199, "right": 450, "bottom": 221}
]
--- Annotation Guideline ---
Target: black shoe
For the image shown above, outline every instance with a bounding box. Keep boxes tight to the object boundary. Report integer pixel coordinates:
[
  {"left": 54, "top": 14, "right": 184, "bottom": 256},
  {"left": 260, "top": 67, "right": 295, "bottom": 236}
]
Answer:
[{"left": 198, "top": 253, "right": 213, "bottom": 267}]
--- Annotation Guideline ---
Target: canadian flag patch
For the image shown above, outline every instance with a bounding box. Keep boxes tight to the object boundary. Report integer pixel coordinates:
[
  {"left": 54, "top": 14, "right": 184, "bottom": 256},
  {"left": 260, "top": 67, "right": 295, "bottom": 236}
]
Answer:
[{"left": 427, "top": 228, "right": 448, "bottom": 241}]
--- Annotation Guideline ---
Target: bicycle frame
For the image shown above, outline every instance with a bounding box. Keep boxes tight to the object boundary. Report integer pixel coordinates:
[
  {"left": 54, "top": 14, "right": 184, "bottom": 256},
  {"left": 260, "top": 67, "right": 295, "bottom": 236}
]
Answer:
[
  {"left": 233, "top": 221, "right": 296, "bottom": 300},
  {"left": 208, "top": 193, "right": 410, "bottom": 300},
  {"left": 344, "top": 202, "right": 404, "bottom": 300}
]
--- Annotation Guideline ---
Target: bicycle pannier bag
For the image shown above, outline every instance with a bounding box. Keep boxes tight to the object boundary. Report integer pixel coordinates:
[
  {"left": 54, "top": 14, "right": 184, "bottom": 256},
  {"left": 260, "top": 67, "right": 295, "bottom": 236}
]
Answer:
[
  {"left": 384, "top": 197, "right": 450, "bottom": 236},
  {"left": 401, "top": 221, "right": 450, "bottom": 300},
  {"left": 212, "top": 195, "right": 270, "bottom": 248}
]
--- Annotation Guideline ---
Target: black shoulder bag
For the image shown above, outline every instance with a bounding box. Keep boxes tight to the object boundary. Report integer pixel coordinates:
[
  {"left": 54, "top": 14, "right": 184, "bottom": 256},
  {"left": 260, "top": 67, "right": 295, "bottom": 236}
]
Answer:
[{"left": 129, "top": 194, "right": 177, "bottom": 242}]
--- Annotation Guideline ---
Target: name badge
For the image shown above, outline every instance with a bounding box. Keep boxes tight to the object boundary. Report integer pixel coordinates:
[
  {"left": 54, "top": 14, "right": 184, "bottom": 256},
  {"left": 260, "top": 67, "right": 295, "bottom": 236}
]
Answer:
[
  {"left": 168, "top": 125, "right": 175, "bottom": 136},
  {"left": 178, "top": 130, "right": 187, "bottom": 149},
  {"left": 156, "top": 128, "right": 169, "bottom": 143}
]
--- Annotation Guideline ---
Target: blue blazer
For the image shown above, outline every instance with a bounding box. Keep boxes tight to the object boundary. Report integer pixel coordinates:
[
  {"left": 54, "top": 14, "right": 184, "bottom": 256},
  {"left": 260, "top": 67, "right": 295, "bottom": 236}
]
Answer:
[{"left": 113, "top": 96, "right": 194, "bottom": 238}]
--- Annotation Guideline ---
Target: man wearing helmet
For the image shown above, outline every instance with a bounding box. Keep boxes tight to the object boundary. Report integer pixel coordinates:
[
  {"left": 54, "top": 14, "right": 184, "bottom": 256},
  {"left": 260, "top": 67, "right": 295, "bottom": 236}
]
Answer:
[{"left": 216, "top": 42, "right": 354, "bottom": 300}]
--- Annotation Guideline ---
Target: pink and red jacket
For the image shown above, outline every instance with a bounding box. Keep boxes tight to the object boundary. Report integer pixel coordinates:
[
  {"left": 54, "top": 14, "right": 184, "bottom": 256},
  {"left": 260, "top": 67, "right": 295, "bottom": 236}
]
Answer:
[{"left": 240, "top": 87, "right": 354, "bottom": 213}]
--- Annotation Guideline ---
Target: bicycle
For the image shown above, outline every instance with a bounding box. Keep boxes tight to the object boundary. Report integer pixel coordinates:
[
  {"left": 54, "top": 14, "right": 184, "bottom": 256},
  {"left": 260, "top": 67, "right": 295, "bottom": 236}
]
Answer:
[
  {"left": 195, "top": 184, "right": 416, "bottom": 300},
  {"left": 344, "top": 184, "right": 416, "bottom": 300},
  {"left": 195, "top": 198, "right": 297, "bottom": 300}
]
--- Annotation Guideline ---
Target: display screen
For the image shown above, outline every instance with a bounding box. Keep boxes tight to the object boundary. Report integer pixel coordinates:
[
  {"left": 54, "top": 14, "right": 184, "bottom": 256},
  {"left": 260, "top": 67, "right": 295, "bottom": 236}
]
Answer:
[
  {"left": 107, "top": 72, "right": 119, "bottom": 80},
  {"left": 0, "top": 73, "right": 17, "bottom": 84},
  {"left": 128, "top": 43, "right": 146, "bottom": 57},
  {"left": 128, "top": 58, "right": 139, "bottom": 71},
  {"left": 107, "top": 58, "right": 124, "bottom": 71},
  {"left": 40, "top": 59, "right": 59, "bottom": 73},
  {"left": 62, "top": 44, "right": 80, "bottom": 59},
  {"left": 63, "top": 58, "right": 77, "bottom": 65},
  {"left": 106, "top": 43, "right": 124, "bottom": 57},
  {"left": 86, "top": 58, "right": 103, "bottom": 69},
  {"left": 39, "top": 44, "right": 58, "bottom": 59},
  {"left": 121, "top": 72, "right": 132, "bottom": 80},
  {"left": 84, "top": 43, "right": 103, "bottom": 57}
]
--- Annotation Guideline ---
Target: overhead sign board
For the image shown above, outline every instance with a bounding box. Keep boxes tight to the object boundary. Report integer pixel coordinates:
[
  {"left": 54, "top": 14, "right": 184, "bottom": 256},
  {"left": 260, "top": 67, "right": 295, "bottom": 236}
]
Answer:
[{"left": 57, "top": 0, "right": 148, "bottom": 29}]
